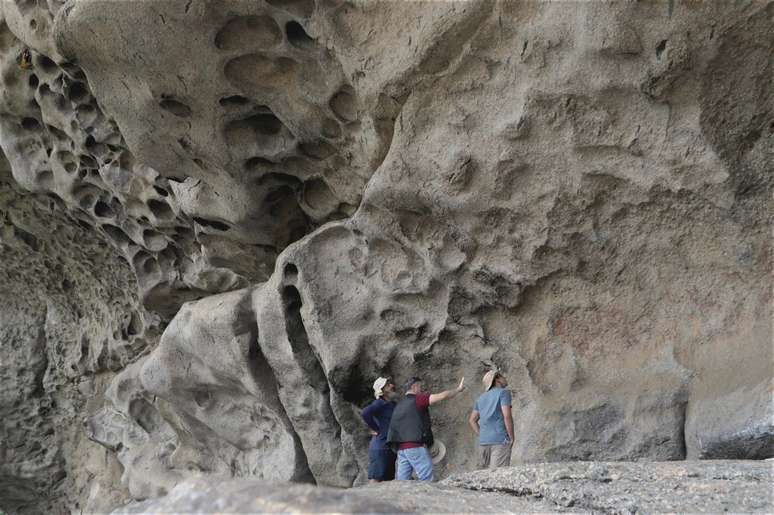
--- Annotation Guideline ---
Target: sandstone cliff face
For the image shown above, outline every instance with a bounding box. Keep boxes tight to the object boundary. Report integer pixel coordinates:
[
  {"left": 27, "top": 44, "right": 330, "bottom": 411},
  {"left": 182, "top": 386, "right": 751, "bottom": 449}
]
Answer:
[{"left": 0, "top": 0, "right": 771, "bottom": 513}]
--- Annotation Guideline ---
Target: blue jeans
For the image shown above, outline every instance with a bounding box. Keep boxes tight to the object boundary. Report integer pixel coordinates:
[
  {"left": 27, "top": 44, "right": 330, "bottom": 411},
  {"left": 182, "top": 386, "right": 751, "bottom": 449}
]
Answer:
[{"left": 396, "top": 446, "right": 433, "bottom": 481}]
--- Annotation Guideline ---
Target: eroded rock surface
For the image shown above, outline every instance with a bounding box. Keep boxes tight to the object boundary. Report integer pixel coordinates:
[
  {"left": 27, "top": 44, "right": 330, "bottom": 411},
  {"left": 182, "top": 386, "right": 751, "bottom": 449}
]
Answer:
[{"left": 0, "top": 0, "right": 771, "bottom": 513}]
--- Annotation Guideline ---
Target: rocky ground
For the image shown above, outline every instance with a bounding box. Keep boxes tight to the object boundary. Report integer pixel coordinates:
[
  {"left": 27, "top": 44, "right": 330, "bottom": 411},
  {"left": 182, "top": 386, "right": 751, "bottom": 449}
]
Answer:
[{"left": 113, "top": 461, "right": 773, "bottom": 513}]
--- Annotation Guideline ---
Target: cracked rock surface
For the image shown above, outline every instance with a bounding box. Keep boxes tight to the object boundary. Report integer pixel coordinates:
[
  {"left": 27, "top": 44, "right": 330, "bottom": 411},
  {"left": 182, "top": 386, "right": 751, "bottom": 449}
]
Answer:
[{"left": 0, "top": 0, "right": 771, "bottom": 513}]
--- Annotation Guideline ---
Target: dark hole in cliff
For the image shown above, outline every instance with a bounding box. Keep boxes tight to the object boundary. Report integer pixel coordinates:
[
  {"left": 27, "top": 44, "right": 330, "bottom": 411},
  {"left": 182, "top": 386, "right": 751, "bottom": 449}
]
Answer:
[
  {"left": 36, "top": 54, "right": 56, "bottom": 72},
  {"left": 286, "top": 21, "right": 315, "bottom": 49},
  {"left": 240, "top": 113, "right": 283, "bottom": 135},
  {"left": 148, "top": 199, "right": 174, "bottom": 220},
  {"left": 48, "top": 125, "right": 68, "bottom": 140},
  {"left": 281, "top": 285, "right": 328, "bottom": 392},
  {"left": 283, "top": 263, "right": 298, "bottom": 282},
  {"left": 79, "top": 334, "right": 90, "bottom": 362},
  {"left": 299, "top": 140, "right": 336, "bottom": 160},
  {"left": 153, "top": 185, "right": 169, "bottom": 197},
  {"left": 94, "top": 201, "right": 113, "bottom": 218},
  {"left": 193, "top": 389, "right": 212, "bottom": 408},
  {"left": 219, "top": 95, "right": 250, "bottom": 107},
  {"left": 329, "top": 87, "right": 356, "bottom": 122},
  {"left": 102, "top": 224, "right": 130, "bottom": 245},
  {"left": 193, "top": 217, "right": 230, "bottom": 231},
  {"left": 338, "top": 366, "right": 374, "bottom": 407},
  {"left": 265, "top": 185, "right": 295, "bottom": 204},
  {"left": 245, "top": 156, "right": 276, "bottom": 171},
  {"left": 79, "top": 154, "right": 96, "bottom": 168},
  {"left": 14, "top": 226, "right": 40, "bottom": 251},
  {"left": 656, "top": 39, "right": 667, "bottom": 59},
  {"left": 28, "top": 74, "right": 38, "bottom": 88},
  {"left": 21, "top": 117, "right": 39, "bottom": 130},
  {"left": 67, "top": 81, "right": 88, "bottom": 102},
  {"left": 127, "top": 311, "right": 143, "bottom": 336},
  {"left": 160, "top": 96, "right": 192, "bottom": 118}
]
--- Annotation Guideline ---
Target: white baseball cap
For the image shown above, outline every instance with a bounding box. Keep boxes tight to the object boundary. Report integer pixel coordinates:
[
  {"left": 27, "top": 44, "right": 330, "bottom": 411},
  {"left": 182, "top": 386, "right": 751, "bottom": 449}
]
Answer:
[{"left": 373, "top": 377, "right": 389, "bottom": 398}]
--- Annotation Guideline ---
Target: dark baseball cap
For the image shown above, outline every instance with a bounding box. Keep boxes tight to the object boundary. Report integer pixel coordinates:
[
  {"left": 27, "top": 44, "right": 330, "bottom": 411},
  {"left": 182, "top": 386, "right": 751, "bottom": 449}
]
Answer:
[{"left": 404, "top": 376, "right": 422, "bottom": 390}]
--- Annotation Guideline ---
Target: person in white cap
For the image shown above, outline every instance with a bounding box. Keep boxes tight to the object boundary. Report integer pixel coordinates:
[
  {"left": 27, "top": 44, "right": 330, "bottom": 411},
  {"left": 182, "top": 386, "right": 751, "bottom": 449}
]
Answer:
[
  {"left": 468, "top": 370, "right": 513, "bottom": 469},
  {"left": 361, "top": 377, "right": 397, "bottom": 482}
]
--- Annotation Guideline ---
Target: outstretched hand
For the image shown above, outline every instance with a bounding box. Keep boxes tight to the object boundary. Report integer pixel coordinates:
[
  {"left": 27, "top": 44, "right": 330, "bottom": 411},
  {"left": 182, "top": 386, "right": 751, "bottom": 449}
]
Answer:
[{"left": 457, "top": 377, "right": 466, "bottom": 392}]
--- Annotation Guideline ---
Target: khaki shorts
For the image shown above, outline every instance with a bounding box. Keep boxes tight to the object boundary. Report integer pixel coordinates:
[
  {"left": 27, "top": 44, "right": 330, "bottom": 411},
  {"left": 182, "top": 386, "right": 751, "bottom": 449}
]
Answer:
[{"left": 478, "top": 442, "right": 512, "bottom": 469}]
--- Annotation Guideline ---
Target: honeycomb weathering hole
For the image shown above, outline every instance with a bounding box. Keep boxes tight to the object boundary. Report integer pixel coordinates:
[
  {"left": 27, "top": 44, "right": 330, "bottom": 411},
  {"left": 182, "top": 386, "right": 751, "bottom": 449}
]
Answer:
[
  {"left": 245, "top": 156, "right": 276, "bottom": 171},
  {"left": 225, "top": 113, "right": 287, "bottom": 148},
  {"left": 284, "top": 263, "right": 299, "bottom": 280},
  {"left": 237, "top": 113, "right": 283, "bottom": 135},
  {"left": 36, "top": 54, "right": 56, "bottom": 72},
  {"left": 299, "top": 140, "right": 336, "bottom": 160},
  {"left": 215, "top": 16, "right": 282, "bottom": 51},
  {"left": 193, "top": 217, "right": 231, "bottom": 231},
  {"left": 143, "top": 230, "right": 167, "bottom": 251},
  {"left": 219, "top": 95, "right": 251, "bottom": 107},
  {"left": 67, "top": 82, "right": 88, "bottom": 102},
  {"left": 159, "top": 97, "right": 192, "bottom": 118},
  {"left": 21, "top": 117, "right": 40, "bottom": 130},
  {"left": 224, "top": 54, "right": 298, "bottom": 90},
  {"left": 329, "top": 88, "right": 356, "bottom": 122},
  {"left": 147, "top": 199, "right": 174, "bottom": 220},
  {"left": 94, "top": 201, "right": 113, "bottom": 218},
  {"left": 302, "top": 178, "right": 337, "bottom": 211},
  {"left": 102, "top": 224, "right": 131, "bottom": 245},
  {"left": 285, "top": 21, "right": 315, "bottom": 49}
]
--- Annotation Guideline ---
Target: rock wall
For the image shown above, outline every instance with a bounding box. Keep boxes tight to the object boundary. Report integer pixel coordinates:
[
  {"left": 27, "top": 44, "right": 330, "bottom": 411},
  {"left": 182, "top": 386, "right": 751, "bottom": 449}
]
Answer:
[{"left": 0, "top": 0, "right": 771, "bottom": 513}]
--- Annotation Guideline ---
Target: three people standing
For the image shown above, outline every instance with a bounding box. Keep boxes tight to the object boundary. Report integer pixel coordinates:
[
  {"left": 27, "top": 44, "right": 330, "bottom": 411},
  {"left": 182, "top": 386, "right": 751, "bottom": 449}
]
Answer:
[{"left": 361, "top": 369, "right": 512, "bottom": 483}]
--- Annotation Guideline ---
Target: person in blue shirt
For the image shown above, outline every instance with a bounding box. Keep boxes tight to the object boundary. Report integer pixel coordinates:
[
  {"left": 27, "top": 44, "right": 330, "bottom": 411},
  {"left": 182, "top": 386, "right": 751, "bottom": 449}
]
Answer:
[
  {"left": 361, "top": 377, "right": 397, "bottom": 482},
  {"left": 468, "top": 370, "right": 513, "bottom": 469}
]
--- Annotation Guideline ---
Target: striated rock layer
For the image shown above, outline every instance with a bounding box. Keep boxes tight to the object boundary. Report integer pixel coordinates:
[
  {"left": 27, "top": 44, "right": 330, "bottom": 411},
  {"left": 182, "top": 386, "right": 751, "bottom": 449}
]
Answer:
[{"left": 0, "top": 0, "right": 771, "bottom": 513}]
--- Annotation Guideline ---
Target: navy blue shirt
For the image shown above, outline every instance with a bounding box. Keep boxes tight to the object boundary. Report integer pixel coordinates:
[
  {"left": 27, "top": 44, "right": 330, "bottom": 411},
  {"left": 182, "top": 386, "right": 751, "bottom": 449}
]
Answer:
[{"left": 361, "top": 398, "right": 396, "bottom": 451}]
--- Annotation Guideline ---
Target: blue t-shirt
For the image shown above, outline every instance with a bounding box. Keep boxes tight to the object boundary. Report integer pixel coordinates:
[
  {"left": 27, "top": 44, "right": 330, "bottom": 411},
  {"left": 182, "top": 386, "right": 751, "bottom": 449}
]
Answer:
[
  {"left": 361, "top": 398, "right": 396, "bottom": 451},
  {"left": 474, "top": 387, "right": 512, "bottom": 445}
]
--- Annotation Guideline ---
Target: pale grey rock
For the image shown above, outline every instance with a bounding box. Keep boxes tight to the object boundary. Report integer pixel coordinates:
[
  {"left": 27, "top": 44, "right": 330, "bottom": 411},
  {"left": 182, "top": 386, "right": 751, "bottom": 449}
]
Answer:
[
  {"left": 86, "top": 288, "right": 313, "bottom": 501},
  {"left": 110, "top": 461, "right": 772, "bottom": 514},
  {"left": 444, "top": 460, "right": 774, "bottom": 513},
  {"left": 0, "top": 152, "right": 139, "bottom": 513},
  {"left": 112, "top": 474, "right": 569, "bottom": 514},
  {"left": 0, "top": 0, "right": 771, "bottom": 513}
]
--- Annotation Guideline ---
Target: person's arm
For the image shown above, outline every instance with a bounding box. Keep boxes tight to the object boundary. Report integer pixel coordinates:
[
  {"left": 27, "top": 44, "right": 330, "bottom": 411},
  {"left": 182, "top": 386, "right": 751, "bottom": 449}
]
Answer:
[
  {"left": 501, "top": 389, "right": 514, "bottom": 443},
  {"left": 429, "top": 377, "right": 465, "bottom": 405},
  {"left": 361, "top": 403, "right": 380, "bottom": 434},
  {"left": 502, "top": 405, "right": 514, "bottom": 443},
  {"left": 468, "top": 410, "right": 480, "bottom": 435}
]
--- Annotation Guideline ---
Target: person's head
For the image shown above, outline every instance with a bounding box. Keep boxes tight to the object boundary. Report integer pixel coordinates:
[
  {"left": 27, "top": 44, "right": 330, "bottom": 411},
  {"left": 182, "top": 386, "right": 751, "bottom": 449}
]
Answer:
[
  {"left": 373, "top": 377, "right": 396, "bottom": 399},
  {"left": 482, "top": 369, "right": 507, "bottom": 392},
  {"left": 494, "top": 372, "right": 507, "bottom": 388},
  {"left": 404, "top": 376, "right": 423, "bottom": 395}
]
